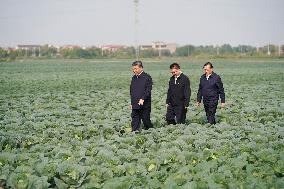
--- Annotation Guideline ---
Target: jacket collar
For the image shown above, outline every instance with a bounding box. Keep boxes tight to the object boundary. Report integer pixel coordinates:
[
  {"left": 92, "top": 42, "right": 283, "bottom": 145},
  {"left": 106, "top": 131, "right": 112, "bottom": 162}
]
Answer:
[
  {"left": 172, "top": 72, "right": 183, "bottom": 79},
  {"left": 203, "top": 72, "right": 215, "bottom": 78},
  {"left": 135, "top": 71, "right": 144, "bottom": 78}
]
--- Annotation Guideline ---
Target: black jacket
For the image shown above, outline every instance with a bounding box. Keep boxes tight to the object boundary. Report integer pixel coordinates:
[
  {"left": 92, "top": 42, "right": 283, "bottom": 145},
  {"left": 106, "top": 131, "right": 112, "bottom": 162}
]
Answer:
[
  {"left": 130, "top": 71, "right": 153, "bottom": 109},
  {"left": 197, "top": 72, "right": 225, "bottom": 103},
  {"left": 166, "top": 73, "right": 191, "bottom": 107}
]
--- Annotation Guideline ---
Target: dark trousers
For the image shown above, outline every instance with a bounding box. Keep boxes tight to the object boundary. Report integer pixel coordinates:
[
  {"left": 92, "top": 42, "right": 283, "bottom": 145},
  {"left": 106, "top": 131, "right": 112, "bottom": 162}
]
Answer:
[
  {"left": 203, "top": 98, "right": 218, "bottom": 124},
  {"left": 166, "top": 104, "right": 187, "bottom": 125},
  {"left": 131, "top": 107, "right": 153, "bottom": 131}
]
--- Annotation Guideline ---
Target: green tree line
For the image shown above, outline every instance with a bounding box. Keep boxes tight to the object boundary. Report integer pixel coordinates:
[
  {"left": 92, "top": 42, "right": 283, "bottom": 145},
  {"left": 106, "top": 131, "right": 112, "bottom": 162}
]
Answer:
[{"left": 0, "top": 44, "right": 284, "bottom": 61}]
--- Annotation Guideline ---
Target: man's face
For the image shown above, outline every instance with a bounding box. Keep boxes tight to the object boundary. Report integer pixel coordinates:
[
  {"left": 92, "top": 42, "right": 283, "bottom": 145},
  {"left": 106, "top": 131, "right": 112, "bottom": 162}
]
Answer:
[
  {"left": 170, "top": 68, "right": 180, "bottom": 77},
  {"left": 132, "top": 65, "right": 143, "bottom": 75},
  {"left": 203, "top": 65, "right": 213, "bottom": 76}
]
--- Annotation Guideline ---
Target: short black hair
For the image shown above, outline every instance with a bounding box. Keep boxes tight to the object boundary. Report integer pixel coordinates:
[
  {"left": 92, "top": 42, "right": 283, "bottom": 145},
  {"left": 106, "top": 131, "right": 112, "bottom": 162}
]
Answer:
[
  {"left": 170, "top": 62, "right": 180, "bottom": 69},
  {"left": 132, "top": 60, "right": 143, "bottom": 68},
  {"left": 203, "top": 62, "right": 213, "bottom": 68}
]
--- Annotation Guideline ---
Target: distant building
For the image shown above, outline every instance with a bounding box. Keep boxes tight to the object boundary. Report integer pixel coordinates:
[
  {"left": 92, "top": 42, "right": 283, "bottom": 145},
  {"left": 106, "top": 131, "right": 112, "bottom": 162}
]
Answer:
[
  {"left": 60, "top": 45, "right": 81, "bottom": 50},
  {"left": 16, "top": 45, "right": 41, "bottom": 57},
  {"left": 166, "top": 43, "right": 177, "bottom": 54},
  {"left": 140, "top": 45, "right": 152, "bottom": 50},
  {"left": 152, "top": 41, "right": 167, "bottom": 49},
  {"left": 16, "top": 45, "right": 41, "bottom": 50},
  {"left": 101, "top": 45, "right": 127, "bottom": 52},
  {"left": 140, "top": 41, "right": 177, "bottom": 54},
  {"left": 2, "top": 47, "right": 16, "bottom": 52}
]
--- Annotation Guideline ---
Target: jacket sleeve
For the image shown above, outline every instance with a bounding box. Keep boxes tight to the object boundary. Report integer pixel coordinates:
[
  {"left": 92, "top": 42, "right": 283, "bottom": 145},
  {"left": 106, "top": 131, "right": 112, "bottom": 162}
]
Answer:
[
  {"left": 216, "top": 76, "right": 225, "bottom": 103},
  {"left": 184, "top": 77, "right": 191, "bottom": 107},
  {"left": 166, "top": 80, "right": 171, "bottom": 104},
  {"left": 141, "top": 75, "right": 152, "bottom": 100},
  {"left": 130, "top": 78, "right": 132, "bottom": 96},
  {"left": 197, "top": 77, "right": 203, "bottom": 103}
]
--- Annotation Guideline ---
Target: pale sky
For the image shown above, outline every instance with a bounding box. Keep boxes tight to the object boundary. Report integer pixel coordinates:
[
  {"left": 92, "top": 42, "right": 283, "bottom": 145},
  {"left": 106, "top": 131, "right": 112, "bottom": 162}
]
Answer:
[{"left": 0, "top": 0, "right": 283, "bottom": 47}]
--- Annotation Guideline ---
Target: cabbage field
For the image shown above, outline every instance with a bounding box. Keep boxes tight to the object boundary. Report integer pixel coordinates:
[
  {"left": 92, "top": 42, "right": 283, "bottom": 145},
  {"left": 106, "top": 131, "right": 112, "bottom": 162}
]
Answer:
[{"left": 0, "top": 59, "right": 283, "bottom": 189}]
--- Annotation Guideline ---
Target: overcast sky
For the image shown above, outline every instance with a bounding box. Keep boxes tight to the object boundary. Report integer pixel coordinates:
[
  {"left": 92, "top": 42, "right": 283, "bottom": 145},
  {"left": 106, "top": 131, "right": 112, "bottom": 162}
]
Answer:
[{"left": 0, "top": 0, "right": 283, "bottom": 47}]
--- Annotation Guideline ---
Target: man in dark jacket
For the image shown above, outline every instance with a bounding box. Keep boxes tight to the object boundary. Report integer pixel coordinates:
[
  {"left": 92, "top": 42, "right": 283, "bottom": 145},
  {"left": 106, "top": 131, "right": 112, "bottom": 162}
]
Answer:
[
  {"left": 130, "top": 60, "right": 153, "bottom": 131},
  {"left": 197, "top": 62, "right": 225, "bottom": 124},
  {"left": 166, "top": 63, "right": 191, "bottom": 124}
]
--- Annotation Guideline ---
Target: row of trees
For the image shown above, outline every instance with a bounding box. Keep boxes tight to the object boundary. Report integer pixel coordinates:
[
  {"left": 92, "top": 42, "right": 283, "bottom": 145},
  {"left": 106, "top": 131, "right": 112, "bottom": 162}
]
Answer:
[
  {"left": 0, "top": 44, "right": 284, "bottom": 60},
  {"left": 175, "top": 44, "right": 284, "bottom": 57}
]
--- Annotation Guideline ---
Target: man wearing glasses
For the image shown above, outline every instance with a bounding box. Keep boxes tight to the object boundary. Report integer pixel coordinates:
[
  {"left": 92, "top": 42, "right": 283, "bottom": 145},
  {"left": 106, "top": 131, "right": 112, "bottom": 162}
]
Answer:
[
  {"left": 197, "top": 62, "right": 225, "bottom": 124},
  {"left": 166, "top": 63, "right": 191, "bottom": 125}
]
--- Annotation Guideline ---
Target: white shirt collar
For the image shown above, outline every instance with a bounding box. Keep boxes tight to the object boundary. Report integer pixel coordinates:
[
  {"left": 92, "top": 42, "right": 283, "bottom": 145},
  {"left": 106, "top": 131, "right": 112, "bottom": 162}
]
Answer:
[
  {"left": 174, "top": 72, "right": 182, "bottom": 84},
  {"left": 136, "top": 70, "right": 143, "bottom": 78},
  {"left": 175, "top": 71, "right": 182, "bottom": 79},
  {"left": 206, "top": 73, "right": 212, "bottom": 80}
]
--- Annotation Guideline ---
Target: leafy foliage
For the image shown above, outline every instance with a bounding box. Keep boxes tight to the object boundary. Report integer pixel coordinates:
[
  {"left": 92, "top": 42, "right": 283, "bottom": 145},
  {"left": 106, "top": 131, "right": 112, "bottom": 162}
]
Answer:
[{"left": 0, "top": 59, "right": 283, "bottom": 188}]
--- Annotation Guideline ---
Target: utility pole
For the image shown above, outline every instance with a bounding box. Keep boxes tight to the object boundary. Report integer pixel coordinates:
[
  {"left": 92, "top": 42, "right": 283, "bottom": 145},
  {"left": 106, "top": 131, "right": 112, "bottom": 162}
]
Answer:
[
  {"left": 187, "top": 45, "right": 189, "bottom": 57},
  {"left": 216, "top": 45, "right": 219, "bottom": 55},
  {"left": 267, "top": 44, "right": 271, "bottom": 56},
  {"left": 158, "top": 42, "right": 162, "bottom": 57},
  {"left": 134, "top": 0, "right": 139, "bottom": 60}
]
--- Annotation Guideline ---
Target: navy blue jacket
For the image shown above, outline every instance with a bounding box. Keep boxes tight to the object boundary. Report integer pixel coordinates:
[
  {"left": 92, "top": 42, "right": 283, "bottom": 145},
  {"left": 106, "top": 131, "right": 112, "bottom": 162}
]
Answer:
[
  {"left": 197, "top": 72, "right": 225, "bottom": 103},
  {"left": 130, "top": 71, "right": 153, "bottom": 109},
  {"left": 166, "top": 73, "right": 191, "bottom": 107}
]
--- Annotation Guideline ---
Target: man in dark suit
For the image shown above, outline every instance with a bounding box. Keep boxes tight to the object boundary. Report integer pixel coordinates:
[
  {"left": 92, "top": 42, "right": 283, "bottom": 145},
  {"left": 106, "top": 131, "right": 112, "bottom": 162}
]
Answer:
[
  {"left": 197, "top": 62, "right": 225, "bottom": 124},
  {"left": 166, "top": 63, "right": 191, "bottom": 125},
  {"left": 130, "top": 60, "right": 153, "bottom": 131}
]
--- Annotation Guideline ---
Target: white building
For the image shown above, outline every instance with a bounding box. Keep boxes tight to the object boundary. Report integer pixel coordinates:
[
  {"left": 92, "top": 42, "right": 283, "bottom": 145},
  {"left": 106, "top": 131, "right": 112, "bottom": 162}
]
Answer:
[{"left": 140, "top": 41, "right": 177, "bottom": 54}]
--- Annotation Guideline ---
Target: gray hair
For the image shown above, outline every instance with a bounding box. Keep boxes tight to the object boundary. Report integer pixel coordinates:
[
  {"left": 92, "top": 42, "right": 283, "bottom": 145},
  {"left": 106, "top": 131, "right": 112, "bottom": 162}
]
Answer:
[{"left": 132, "top": 60, "right": 143, "bottom": 68}]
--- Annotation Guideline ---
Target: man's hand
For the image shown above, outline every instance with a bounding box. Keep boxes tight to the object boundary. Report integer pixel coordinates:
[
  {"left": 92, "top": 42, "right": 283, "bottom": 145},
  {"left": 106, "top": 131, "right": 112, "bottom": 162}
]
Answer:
[
  {"left": 129, "top": 105, "right": 132, "bottom": 109},
  {"left": 185, "top": 106, "right": 188, "bottom": 112},
  {"left": 138, "top": 99, "right": 144, "bottom": 105},
  {"left": 196, "top": 102, "right": 201, "bottom": 107},
  {"left": 221, "top": 103, "right": 225, "bottom": 108}
]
